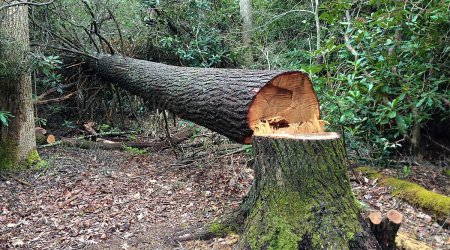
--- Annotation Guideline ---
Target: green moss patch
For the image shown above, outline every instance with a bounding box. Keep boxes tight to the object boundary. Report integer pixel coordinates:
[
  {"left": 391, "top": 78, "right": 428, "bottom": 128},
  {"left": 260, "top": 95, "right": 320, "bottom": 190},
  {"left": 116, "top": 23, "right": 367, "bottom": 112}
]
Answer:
[
  {"left": 0, "top": 143, "right": 45, "bottom": 170},
  {"left": 208, "top": 222, "right": 234, "bottom": 237},
  {"left": 355, "top": 167, "right": 450, "bottom": 218},
  {"left": 382, "top": 177, "right": 450, "bottom": 218},
  {"left": 242, "top": 190, "right": 363, "bottom": 250},
  {"left": 0, "top": 139, "right": 16, "bottom": 170}
]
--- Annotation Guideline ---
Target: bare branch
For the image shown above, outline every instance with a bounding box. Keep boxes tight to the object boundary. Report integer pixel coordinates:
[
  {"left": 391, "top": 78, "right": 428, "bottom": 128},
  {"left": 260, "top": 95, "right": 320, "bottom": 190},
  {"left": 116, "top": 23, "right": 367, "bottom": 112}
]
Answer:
[
  {"left": 107, "top": 8, "right": 124, "bottom": 54},
  {"left": 81, "top": 0, "right": 116, "bottom": 55},
  {"left": 34, "top": 92, "right": 77, "bottom": 105},
  {"left": 0, "top": 0, "right": 54, "bottom": 12},
  {"left": 49, "top": 46, "right": 99, "bottom": 60}
]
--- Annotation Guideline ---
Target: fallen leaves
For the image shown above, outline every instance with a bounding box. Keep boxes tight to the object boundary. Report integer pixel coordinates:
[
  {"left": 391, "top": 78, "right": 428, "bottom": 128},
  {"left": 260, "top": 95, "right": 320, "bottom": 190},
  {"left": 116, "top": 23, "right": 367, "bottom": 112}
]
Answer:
[
  {"left": 0, "top": 132, "right": 448, "bottom": 249},
  {"left": 0, "top": 135, "right": 253, "bottom": 249}
]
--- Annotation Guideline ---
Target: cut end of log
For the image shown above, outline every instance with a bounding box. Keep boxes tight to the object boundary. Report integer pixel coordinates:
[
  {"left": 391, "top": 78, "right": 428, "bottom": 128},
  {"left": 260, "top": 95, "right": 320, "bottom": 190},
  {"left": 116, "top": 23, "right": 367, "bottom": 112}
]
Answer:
[
  {"left": 246, "top": 72, "right": 323, "bottom": 143},
  {"left": 368, "top": 211, "right": 383, "bottom": 225},
  {"left": 47, "top": 134, "right": 56, "bottom": 144},
  {"left": 387, "top": 210, "right": 403, "bottom": 224}
]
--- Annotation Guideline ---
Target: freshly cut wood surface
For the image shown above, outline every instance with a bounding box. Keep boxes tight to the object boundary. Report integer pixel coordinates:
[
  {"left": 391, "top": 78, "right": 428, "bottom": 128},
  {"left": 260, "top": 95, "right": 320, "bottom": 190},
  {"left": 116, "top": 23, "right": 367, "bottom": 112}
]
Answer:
[
  {"left": 387, "top": 210, "right": 403, "bottom": 224},
  {"left": 369, "top": 211, "right": 383, "bottom": 225},
  {"left": 46, "top": 134, "right": 56, "bottom": 144}
]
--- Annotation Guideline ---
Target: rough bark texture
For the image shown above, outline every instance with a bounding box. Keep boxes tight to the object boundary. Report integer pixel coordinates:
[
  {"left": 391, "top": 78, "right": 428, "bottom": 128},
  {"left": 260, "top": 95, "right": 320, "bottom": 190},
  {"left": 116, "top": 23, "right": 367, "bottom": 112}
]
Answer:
[
  {"left": 237, "top": 134, "right": 380, "bottom": 250},
  {"left": 0, "top": 2, "right": 36, "bottom": 168},
  {"left": 88, "top": 55, "right": 314, "bottom": 143}
]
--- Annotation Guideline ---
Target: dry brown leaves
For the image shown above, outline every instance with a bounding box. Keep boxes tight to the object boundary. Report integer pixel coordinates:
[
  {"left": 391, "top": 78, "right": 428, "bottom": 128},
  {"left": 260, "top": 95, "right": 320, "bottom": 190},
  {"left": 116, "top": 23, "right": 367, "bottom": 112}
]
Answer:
[
  {"left": 0, "top": 132, "right": 448, "bottom": 249},
  {"left": 0, "top": 134, "right": 252, "bottom": 249}
]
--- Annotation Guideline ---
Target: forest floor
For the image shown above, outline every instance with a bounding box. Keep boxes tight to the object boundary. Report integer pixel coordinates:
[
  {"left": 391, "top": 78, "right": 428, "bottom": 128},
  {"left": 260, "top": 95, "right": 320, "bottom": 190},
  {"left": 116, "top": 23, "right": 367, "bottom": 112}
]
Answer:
[{"left": 0, "top": 127, "right": 449, "bottom": 250}]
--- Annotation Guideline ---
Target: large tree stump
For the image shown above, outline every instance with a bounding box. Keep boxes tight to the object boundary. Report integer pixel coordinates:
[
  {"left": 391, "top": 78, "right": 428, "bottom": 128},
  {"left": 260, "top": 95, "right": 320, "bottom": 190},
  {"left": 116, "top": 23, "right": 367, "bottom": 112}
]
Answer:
[{"left": 237, "top": 133, "right": 380, "bottom": 249}]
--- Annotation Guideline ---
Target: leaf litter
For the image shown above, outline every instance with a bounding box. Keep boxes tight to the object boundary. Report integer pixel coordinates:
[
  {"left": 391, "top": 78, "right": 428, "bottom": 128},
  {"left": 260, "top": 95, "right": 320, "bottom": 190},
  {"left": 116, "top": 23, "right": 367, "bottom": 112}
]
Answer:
[{"left": 0, "top": 131, "right": 448, "bottom": 249}]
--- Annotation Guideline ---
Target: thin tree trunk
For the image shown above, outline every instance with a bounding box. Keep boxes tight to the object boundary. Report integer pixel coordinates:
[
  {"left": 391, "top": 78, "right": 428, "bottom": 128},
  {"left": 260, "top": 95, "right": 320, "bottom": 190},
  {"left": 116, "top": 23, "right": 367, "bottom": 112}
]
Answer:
[
  {"left": 239, "top": 0, "right": 254, "bottom": 66},
  {"left": 312, "top": 0, "right": 323, "bottom": 64},
  {"left": 0, "top": 1, "right": 37, "bottom": 168},
  {"left": 237, "top": 133, "right": 380, "bottom": 249}
]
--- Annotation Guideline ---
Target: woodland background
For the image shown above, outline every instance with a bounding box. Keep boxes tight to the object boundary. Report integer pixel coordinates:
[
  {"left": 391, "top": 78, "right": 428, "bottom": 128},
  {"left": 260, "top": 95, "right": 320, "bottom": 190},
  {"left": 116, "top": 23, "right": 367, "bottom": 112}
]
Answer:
[{"left": 0, "top": 0, "right": 448, "bottom": 163}]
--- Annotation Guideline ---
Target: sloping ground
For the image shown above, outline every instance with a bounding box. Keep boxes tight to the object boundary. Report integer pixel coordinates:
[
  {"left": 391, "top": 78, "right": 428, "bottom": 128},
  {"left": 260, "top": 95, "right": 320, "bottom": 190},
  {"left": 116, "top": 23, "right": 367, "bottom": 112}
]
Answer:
[{"left": 0, "top": 131, "right": 448, "bottom": 249}]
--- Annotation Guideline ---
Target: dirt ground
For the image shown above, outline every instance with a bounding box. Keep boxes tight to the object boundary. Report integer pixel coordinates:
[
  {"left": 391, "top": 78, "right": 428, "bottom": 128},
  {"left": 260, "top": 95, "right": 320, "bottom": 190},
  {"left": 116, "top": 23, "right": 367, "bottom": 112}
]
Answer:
[{"left": 0, "top": 131, "right": 449, "bottom": 249}]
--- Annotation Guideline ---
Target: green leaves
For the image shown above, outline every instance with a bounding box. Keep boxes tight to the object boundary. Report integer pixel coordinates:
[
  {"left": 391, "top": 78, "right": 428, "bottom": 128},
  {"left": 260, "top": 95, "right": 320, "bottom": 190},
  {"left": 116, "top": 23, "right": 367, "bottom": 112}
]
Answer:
[
  {"left": 0, "top": 111, "right": 14, "bottom": 127},
  {"left": 313, "top": 0, "right": 449, "bottom": 161}
]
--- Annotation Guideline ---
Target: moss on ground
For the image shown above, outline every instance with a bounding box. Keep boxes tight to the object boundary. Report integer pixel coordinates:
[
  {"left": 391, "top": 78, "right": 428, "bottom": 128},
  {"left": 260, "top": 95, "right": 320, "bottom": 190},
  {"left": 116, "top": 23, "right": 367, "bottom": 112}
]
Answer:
[
  {"left": 355, "top": 166, "right": 450, "bottom": 218},
  {"left": 26, "top": 149, "right": 46, "bottom": 169},
  {"left": 208, "top": 221, "right": 234, "bottom": 237},
  {"left": 382, "top": 177, "right": 450, "bottom": 217}
]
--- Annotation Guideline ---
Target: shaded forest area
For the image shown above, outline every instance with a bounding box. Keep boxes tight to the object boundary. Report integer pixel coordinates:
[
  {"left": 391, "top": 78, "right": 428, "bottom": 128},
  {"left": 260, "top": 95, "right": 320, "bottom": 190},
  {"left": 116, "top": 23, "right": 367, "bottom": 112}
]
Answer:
[{"left": 0, "top": 0, "right": 449, "bottom": 249}]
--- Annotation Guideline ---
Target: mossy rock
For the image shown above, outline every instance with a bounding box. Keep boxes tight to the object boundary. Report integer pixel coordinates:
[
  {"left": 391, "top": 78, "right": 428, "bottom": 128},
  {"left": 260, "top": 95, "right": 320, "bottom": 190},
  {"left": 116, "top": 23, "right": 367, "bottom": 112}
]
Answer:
[{"left": 355, "top": 167, "right": 450, "bottom": 218}]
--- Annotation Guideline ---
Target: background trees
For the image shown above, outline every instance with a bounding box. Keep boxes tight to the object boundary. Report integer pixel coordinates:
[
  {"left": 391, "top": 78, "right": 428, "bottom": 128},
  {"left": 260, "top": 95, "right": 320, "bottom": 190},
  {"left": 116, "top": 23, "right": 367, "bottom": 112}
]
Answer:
[{"left": 1, "top": 0, "right": 447, "bottom": 165}]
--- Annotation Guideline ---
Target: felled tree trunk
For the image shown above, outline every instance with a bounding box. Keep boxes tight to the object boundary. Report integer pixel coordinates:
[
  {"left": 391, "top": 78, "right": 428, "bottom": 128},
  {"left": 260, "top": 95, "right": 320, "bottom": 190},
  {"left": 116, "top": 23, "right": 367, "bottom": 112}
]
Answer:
[
  {"left": 87, "top": 55, "right": 320, "bottom": 143},
  {"left": 237, "top": 133, "right": 380, "bottom": 249}
]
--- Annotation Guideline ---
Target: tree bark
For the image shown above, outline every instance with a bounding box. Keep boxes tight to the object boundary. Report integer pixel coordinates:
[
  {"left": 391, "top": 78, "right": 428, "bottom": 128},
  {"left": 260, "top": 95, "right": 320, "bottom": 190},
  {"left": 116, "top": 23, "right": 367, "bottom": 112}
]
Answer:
[
  {"left": 237, "top": 133, "right": 380, "bottom": 249},
  {"left": 87, "top": 55, "right": 320, "bottom": 144},
  {"left": 239, "top": 0, "right": 254, "bottom": 66},
  {"left": 0, "top": 1, "right": 37, "bottom": 168}
]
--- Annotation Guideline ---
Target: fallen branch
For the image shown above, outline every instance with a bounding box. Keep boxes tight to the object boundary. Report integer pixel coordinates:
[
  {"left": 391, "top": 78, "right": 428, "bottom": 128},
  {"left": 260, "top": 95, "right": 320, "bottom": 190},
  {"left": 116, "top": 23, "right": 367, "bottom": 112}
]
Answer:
[
  {"left": 39, "top": 127, "right": 194, "bottom": 151},
  {"left": 396, "top": 232, "right": 432, "bottom": 250},
  {"left": 34, "top": 92, "right": 77, "bottom": 105},
  {"left": 0, "top": 174, "right": 32, "bottom": 186},
  {"left": 83, "top": 121, "right": 98, "bottom": 137},
  {"left": 35, "top": 82, "right": 77, "bottom": 102}
]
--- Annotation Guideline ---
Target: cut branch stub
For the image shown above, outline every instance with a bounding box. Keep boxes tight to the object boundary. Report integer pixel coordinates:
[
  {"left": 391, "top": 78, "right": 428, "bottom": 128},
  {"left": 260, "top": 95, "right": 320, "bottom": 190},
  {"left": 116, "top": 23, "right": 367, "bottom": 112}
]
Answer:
[
  {"left": 369, "top": 210, "right": 404, "bottom": 250},
  {"left": 88, "top": 55, "right": 321, "bottom": 143}
]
